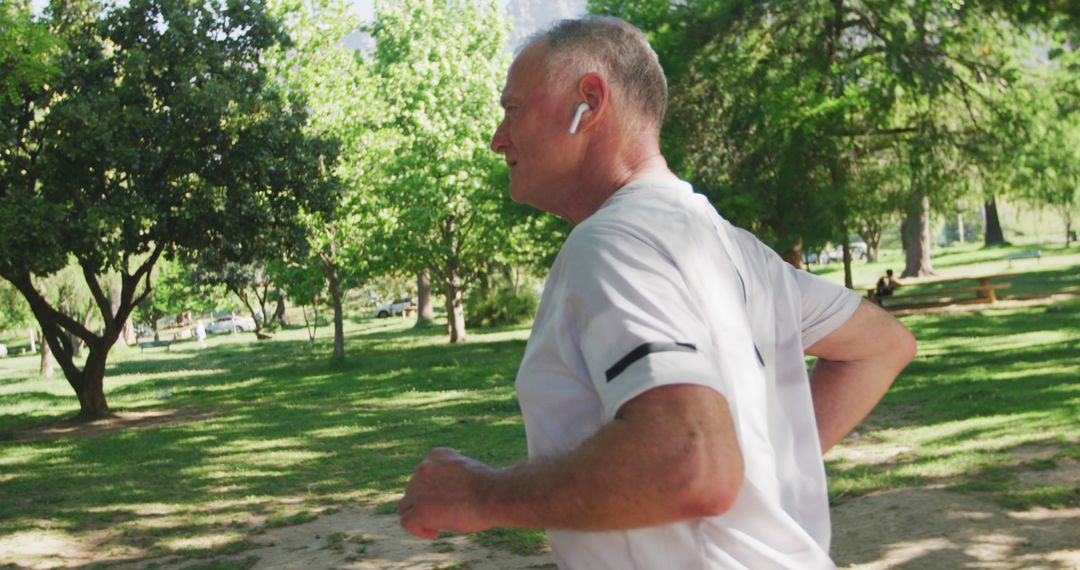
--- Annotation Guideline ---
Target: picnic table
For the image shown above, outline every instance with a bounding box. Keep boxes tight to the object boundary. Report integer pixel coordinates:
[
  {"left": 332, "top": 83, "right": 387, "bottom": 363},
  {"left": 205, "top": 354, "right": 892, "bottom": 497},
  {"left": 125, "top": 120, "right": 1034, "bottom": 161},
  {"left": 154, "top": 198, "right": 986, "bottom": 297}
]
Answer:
[
  {"left": 868, "top": 274, "right": 1012, "bottom": 311},
  {"left": 138, "top": 339, "right": 173, "bottom": 352},
  {"left": 1004, "top": 249, "right": 1041, "bottom": 268}
]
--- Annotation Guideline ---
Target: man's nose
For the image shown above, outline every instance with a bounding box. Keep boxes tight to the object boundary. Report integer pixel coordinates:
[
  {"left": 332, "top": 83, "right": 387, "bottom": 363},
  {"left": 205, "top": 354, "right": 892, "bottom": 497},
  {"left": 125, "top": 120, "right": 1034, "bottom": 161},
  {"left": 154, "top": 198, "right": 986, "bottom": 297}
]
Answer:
[{"left": 490, "top": 120, "right": 508, "bottom": 154}]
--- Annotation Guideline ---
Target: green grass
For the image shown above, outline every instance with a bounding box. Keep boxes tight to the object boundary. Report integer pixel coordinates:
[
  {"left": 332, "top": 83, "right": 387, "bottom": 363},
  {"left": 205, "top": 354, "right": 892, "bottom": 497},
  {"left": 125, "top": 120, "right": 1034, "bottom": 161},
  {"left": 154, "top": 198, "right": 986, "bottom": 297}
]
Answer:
[
  {"left": 810, "top": 242, "right": 1080, "bottom": 294},
  {"left": 469, "top": 527, "right": 549, "bottom": 557},
  {"left": 1, "top": 243, "right": 1078, "bottom": 567},
  {"left": 825, "top": 294, "right": 1080, "bottom": 509},
  {"left": 0, "top": 317, "right": 534, "bottom": 565}
]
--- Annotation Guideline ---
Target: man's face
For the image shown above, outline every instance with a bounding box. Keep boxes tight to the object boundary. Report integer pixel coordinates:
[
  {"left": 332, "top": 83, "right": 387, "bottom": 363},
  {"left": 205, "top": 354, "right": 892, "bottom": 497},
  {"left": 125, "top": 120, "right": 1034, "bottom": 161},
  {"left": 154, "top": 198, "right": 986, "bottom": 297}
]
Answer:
[{"left": 490, "top": 44, "right": 577, "bottom": 213}]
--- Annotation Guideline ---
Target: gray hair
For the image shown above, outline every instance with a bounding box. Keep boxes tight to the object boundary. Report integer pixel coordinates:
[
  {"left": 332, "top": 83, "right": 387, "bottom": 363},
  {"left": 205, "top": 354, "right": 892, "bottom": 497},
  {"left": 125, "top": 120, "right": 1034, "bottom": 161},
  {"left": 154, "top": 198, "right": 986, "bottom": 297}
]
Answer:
[{"left": 521, "top": 16, "right": 668, "bottom": 131}]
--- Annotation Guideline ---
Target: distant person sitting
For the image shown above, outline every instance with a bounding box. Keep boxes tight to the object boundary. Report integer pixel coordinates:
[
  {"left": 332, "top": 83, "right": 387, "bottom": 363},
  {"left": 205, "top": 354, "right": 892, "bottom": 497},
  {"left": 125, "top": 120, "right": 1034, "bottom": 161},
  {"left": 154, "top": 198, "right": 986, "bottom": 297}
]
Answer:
[{"left": 875, "top": 269, "right": 901, "bottom": 297}]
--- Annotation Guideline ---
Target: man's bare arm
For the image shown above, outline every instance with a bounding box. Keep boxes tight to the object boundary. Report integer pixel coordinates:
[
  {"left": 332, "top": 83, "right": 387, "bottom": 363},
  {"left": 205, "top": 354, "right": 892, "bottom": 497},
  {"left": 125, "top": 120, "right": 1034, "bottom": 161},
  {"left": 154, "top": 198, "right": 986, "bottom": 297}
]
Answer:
[
  {"left": 806, "top": 299, "right": 916, "bottom": 452},
  {"left": 399, "top": 384, "right": 743, "bottom": 538}
]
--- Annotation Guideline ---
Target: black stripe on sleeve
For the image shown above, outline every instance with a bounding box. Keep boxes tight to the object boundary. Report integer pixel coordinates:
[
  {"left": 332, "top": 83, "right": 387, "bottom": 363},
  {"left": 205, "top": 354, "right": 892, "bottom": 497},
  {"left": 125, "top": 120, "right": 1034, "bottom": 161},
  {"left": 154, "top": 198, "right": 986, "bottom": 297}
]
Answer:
[{"left": 605, "top": 342, "right": 698, "bottom": 383}]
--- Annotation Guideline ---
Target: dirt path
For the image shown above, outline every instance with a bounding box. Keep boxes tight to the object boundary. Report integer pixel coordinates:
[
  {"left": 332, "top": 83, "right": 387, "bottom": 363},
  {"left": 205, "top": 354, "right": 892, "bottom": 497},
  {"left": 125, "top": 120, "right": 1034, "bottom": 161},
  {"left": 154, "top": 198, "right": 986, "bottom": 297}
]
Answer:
[
  {"left": 4, "top": 408, "right": 1077, "bottom": 568},
  {"left": 144, "top": 484, "right": 1079, "bottom": 570},
  {"left": 99, "top": 504, "right": 558, "bottom": 570},
  {"left": 832, "top": 487, "right": 1080, "bottom": 569},
  {"left": 3, "top": 481, "right": 1077, "bottom": 569}
]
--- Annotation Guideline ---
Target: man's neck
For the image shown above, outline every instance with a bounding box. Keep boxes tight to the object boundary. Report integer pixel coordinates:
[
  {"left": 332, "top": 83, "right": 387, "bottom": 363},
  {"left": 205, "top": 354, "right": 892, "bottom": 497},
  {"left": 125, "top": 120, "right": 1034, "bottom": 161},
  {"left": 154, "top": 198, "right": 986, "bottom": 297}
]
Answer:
[{"left": 563, "top": 150, "right": 678, "bottom": 225}]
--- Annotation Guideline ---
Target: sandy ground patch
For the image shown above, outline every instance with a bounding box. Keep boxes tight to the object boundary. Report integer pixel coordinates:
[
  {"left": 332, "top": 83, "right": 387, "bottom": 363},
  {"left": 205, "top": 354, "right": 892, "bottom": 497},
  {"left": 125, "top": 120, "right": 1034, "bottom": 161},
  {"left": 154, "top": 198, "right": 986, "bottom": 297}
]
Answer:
[
  {"left": 4, "top": 411, "right": 1077, "bottom": 569},
  {"left": 889, "top": 291, "right": 1077, "bottom": 317},
  {"left": 12, "top": 408, "right": 214, "bottom": 442},
  {"left": 99, "top": 504, "right": 558, "bottom": 570},
  {"left": 3, "top": 482, "right": 1077, "bottom": 569},
  {"left": 832, "top": 487, "right": 1080, "bottom": 569}
]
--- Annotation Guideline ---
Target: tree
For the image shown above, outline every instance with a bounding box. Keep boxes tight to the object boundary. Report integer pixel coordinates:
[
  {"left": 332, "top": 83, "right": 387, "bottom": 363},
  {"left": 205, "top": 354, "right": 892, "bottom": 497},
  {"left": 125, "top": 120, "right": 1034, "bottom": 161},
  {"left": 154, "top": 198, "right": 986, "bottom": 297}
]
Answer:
[
  {"left": 134, "top": 257, "right": 227, "bottom": 341},
  {"left": 0, "top": 0, "right": 331, "bottom": 418},
  {"left": 192, "top": 257, "right": 281, "bottom": 338},
  {"left": 367, "top": 0, "right": 516, "bottom": 343},
  {"left": 271, "top": 258, "right": 326, "bottom": 343},
  {"left": 590, "top": 0, "right": 1045, "bottom": 278},
  {"left": 848, "top": 144, "right": 908, "bottom": 262},
  {"left": 1009, "top": 42, "right": 1080, "bottom": 245},
  {"left": 268, "top": 0, "right": 397, "bottom": 358},
  {"left": 0, "top": 280, "right": 32, "bottom": 345}
]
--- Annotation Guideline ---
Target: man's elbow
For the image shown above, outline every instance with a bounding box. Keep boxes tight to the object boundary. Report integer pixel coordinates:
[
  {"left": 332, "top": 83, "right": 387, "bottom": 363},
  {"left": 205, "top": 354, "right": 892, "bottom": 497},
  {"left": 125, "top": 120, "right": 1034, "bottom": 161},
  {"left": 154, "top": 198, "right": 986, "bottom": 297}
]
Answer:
[
  {"left": 894, "top": 322, "right": 917, "bottom": 369},
  {"left": 672, "top": 446, "right": 744, "bottom": 519}
]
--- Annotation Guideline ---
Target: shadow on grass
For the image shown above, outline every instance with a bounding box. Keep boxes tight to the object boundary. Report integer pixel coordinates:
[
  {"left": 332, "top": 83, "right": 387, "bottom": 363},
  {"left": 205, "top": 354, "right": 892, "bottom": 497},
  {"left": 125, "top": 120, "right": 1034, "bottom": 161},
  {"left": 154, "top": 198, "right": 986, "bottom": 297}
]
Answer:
[
  {"left": 0, "top": 323, "right": 531, "bottom": 565},
  {"left": 830, "top": 484, "right": 1079, "bottom": 568},
  {"left": 827, "top": 299, "right": 1080, "bottom": 507},
  {"left": 1, "top": 293, "right": 1077, "bottom": 567},
  {"left": 894, "top": 263, "right": 1080, "bottom": 298}
]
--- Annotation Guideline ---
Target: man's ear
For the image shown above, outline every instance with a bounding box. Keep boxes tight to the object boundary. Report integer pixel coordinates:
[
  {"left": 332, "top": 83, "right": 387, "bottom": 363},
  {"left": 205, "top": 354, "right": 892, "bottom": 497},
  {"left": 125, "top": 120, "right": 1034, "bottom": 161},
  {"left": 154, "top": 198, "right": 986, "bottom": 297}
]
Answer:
[{"left": 574, "top": 72, "right": 609, "bottom": 134}]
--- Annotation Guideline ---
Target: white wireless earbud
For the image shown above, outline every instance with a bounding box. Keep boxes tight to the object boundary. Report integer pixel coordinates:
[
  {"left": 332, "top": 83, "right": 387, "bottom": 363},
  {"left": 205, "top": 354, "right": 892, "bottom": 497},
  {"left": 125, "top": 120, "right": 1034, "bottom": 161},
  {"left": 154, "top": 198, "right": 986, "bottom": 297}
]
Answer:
[{"left": 569, "top": 102, "right": 590, "bottom": 134}]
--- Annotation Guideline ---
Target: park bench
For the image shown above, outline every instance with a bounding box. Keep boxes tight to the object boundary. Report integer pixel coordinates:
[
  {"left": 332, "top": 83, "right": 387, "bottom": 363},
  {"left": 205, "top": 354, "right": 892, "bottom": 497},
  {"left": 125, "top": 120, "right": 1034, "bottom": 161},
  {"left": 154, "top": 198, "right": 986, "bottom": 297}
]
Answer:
[
  {"left": 868, "top": 274, "right": 1011, "bottom": 311},
  {"left": 1004, "top": 249, "right": 1041, "bottom": 268},
  {"left": 138, "top": 340, "right": 173, "bottom": 352}
]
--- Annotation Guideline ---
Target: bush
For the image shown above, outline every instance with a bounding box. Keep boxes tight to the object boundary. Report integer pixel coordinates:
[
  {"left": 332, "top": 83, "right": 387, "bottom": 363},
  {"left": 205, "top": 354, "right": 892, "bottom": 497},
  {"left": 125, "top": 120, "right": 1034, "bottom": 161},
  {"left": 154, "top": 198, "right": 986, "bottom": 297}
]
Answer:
[{"left": 465, "top": 287, "right": 538, "bottom": 328}]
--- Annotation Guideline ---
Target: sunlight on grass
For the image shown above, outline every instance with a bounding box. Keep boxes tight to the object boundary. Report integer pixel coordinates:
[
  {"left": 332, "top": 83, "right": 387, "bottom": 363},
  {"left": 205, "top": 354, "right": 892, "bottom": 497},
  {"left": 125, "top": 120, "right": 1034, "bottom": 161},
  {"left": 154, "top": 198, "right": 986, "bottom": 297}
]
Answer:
[
  {"left": 827, "top": 293, "right": 1080, "bottom": 508},
  {"left": 215, "top": 437, "right": 309, "bottom": 453},
  {"left": 1, "top": 254, "right": 1077, "bottom": 566},
  {"left": 918, "top": 329, "right": 1074, "bottom": 357},
  {"left": 0, "top": 443, "right": 75, "bottom": 467},
  {"left": 307, "top": 425, "right": 374, "bottom": 438}
]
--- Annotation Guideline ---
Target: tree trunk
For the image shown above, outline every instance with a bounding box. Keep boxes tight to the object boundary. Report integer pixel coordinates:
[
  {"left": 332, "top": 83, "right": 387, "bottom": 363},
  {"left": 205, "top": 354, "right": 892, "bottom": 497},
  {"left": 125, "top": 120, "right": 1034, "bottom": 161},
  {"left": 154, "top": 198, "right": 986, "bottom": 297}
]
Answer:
[
  {"left": 39, "top": 330, "right": 53, "bottom": 378},
  {"left": 445, "top": 257, "right": 467, "bottom": 344},
  {"left": 73, "top": 302, "right": 94, "bottom": 358},
  {"left": 28, "top": 326, "right": 36, "bottom": 353},
  {"left": 957, "top": 212, "right": 965, "bottom": 244},
  {"left": 901, "top": 195, "right": 936, "bottom": 278},
  {"left": 75, "top": 342, "right": 110, "bottom": 418},
  {"left": 841, "top": 237, "right": 854, "bottom": 290},
  {"left": 416, "top": 269, "right": 434, "bottom": 325},
  {"left": 251, "top": 281, "right": 273, "bottom": 338},
  {"left": 1060, "top": 204, "right": 1074, "bottom": 247},
  {"left": 783, "top": 239, "right": 804, "bottom": 269},
  {"left": 35, "top": 281, "right": 53, "bottom": 377},
  {"left": 109, "top": 279, "right": 128, "bottom": 348},
  {"left": 327, "top": 263, "right": 345, "bottom": 359},
  {"left": 122, "top": 319, "right": 135, "bottom": 345},
  {"left": 984, "top": 196, "right": 1006, "bottom": 246},
  {"left": 273, "top": 295, "right": 287, "bottom": 327},
  {"left": 301, "top": 304, "right": 318, "bottom": 343},
  {"left": 7, "top": 247, "right": 162, "bottom": 419},
  {"left": 855, "top": 221, "right": 881, "bottom": 263}
]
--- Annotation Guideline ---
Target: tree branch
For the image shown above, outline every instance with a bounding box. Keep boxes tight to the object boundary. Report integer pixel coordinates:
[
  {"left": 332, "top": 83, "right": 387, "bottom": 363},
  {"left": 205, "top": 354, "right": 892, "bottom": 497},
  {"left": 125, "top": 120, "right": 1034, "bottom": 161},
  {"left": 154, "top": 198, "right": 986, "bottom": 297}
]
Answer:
[
  {"left": 840, "top": 45, "right": 888, "bottom": 65},
  {"left": 7, "top": 272, "right": 98, "bottom": 343},
  {"left": 81, "top": 261, "right": 113, "bottom": 326},
  {"left": 2, "top": 272, "right": 89, "bottom": 388},
  {"left": 829, "top": 126, "right": 919, "bottom": 137},
  {"left": 131, "top": 242, "right": 165, "bottom": 288}
]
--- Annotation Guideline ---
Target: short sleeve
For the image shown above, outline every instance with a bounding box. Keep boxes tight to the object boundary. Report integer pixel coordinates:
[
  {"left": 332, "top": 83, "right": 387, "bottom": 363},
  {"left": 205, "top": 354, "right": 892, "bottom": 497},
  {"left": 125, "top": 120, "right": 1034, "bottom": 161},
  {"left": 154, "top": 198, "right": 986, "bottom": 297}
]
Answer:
[
  {"left": 789, "top": 267, "right": 862, "bottom": 349},
  {"left": 558, "top": 224, "right": 748, "bottom": 421}
]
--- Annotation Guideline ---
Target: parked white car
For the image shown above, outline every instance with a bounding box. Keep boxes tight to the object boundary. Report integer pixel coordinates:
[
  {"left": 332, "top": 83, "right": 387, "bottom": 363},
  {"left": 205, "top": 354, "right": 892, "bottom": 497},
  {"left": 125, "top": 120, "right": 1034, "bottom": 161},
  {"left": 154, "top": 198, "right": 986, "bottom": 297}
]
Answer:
[
  {"left": 373, "top": 297, "right": 413, "bottom": 318},
  {"left": 206, "top": 315, "right": 257, "bottom": 334}
]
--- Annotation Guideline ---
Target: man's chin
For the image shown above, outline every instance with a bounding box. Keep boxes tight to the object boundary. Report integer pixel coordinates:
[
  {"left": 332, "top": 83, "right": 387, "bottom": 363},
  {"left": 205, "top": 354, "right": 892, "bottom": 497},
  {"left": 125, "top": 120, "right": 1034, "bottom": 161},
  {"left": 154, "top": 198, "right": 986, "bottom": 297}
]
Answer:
[{"left": 507, "top": 182, "right": 528, "bottom": 205}]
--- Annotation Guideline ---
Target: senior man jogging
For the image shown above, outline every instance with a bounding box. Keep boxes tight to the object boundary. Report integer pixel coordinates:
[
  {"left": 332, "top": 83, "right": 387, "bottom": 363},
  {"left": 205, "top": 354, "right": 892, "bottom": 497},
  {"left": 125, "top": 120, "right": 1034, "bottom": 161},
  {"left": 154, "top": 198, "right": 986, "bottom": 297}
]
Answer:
[{"left": 399, "top": 16, "right": 916, "bottom": 569}]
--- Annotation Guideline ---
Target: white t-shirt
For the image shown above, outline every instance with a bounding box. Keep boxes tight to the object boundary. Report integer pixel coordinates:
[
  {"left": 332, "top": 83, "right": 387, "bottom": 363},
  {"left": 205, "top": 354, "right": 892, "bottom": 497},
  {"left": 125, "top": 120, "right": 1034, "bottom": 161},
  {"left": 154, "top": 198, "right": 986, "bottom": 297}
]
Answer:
[{"left": 515, "top": 177, "right": 861, "bottom": 569}]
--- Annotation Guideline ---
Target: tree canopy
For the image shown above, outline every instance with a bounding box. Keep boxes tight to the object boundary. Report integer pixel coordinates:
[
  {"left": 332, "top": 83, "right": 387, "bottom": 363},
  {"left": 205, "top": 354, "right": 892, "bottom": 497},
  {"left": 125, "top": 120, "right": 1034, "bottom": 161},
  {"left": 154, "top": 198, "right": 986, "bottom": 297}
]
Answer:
[
  {"left": 0, "top": 0, "right": 332, "bottom": 416},
  {"left": 366, "top": 0, "right": 552, "bottom": 343},
  {"left": 589, "top": 0, "right": 1078, "bottom": 277}
]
